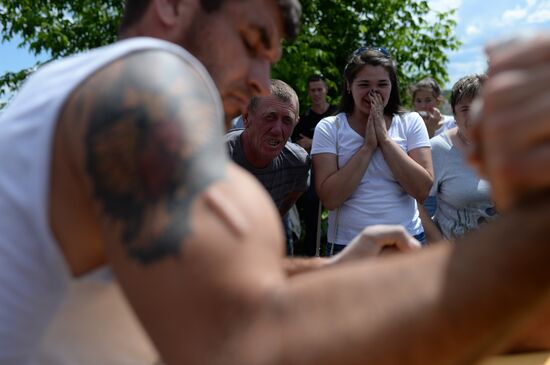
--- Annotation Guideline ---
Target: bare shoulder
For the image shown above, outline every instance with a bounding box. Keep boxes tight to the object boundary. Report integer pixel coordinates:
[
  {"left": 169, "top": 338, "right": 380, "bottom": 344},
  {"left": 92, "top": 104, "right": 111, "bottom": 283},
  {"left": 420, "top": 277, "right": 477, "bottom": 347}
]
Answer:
[
  {"left": 57, "top": 49, "right": 227, "bottom": 265},
  {"left": 52, "top": 49, "right": 289, "bottom": 362}
]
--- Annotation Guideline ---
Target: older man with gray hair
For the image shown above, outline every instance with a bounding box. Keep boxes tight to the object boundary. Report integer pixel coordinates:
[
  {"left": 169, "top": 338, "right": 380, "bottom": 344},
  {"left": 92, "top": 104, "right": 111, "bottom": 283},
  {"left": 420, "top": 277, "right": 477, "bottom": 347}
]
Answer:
[{"left": 226, "top": 80, "right": 309, "bottom": 253}]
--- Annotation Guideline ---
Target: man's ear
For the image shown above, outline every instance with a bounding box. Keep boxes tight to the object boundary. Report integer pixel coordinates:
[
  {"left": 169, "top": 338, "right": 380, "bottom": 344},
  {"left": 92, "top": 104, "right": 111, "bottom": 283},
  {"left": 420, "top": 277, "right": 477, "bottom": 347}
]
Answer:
[
  {"left": 243, "top": 112, "right": 251, "bottom": 128},
  {"left": 153, "top": 0, "right": 197, "bottom": 27}
]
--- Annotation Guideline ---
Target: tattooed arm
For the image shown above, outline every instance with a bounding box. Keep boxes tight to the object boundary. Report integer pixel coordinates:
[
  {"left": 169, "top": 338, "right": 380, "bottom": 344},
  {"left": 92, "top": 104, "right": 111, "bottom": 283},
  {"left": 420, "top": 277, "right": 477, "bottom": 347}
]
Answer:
[
  {"left": 57, "top": 50, "right": 289, "bottom": 364},
  {"left": 54, "top": 50, "right": 550, "bottom": 365}
]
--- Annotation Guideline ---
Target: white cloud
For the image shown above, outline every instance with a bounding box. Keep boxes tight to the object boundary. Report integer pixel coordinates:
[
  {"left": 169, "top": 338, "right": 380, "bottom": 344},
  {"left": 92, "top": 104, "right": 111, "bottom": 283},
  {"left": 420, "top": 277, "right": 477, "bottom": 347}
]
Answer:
[
  {"left": 500, "top": 0, "right": 550, "bottom": 25},
  {"left": 527, "top": 0, "right": 550, "bottom": 22},
  {"left": 428, "top": 0, "right": 462, "bottom": 13},
  {"left": 466, "top": 24, "right": 481, "bottom": 36},
  {"left": 425, "top": 0, "right": 461, "bottom": 25},
  {"left": 528, "top": 8, "right": 550, "bottom": 22},
  {"left": 502, "top": 6, "right": 529, "bottom": 23},
  {"left": 437, "top": 0, "right": 550, "bottom": 89}
]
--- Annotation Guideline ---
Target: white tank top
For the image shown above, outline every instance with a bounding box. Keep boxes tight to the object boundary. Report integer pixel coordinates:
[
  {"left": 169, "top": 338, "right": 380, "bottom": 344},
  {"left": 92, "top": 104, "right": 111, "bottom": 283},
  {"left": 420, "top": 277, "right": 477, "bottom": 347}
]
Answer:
[{"left": 0, "top": 37, "right": 223, "bottom": 364}]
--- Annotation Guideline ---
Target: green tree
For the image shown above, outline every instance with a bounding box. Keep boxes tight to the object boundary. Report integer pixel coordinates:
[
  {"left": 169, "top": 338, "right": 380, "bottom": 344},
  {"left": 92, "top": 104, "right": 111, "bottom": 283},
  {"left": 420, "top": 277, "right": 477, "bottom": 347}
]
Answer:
[
  {"left": 0, "top": 0, "right": 123, "bottom": 98},
  {"left": 1, "top": 0, "right": 460, "bottom": 108}
]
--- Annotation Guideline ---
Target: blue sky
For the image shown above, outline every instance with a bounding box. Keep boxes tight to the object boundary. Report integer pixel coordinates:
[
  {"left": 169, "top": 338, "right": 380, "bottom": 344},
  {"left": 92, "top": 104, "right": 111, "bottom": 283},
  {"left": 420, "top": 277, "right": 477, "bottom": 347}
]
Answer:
[
  {"left": 1, "top": 0, "right": 550, "bottom": 100},
  {"left": 0, "top": 35, "right": 48, "bottom": 75},
  {"left": 0, "top": 34, "right": 49, "bottom": 101},
  {"left": 428, "top": 0, "right": 550, "bottom": 87}
]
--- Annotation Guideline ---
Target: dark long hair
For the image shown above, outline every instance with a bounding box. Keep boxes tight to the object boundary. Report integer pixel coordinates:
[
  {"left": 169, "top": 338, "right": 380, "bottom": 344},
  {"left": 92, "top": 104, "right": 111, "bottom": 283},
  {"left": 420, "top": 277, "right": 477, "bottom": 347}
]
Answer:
[{"left": 339, "top": 49, "right": 403, "bottom": 117}]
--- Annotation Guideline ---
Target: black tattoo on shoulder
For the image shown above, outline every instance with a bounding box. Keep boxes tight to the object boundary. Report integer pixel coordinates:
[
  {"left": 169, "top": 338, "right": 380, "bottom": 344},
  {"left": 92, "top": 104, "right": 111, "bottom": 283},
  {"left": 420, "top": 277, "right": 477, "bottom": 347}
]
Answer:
[{"left": 83, "top": 51, "right": 227, "bottom": 265}]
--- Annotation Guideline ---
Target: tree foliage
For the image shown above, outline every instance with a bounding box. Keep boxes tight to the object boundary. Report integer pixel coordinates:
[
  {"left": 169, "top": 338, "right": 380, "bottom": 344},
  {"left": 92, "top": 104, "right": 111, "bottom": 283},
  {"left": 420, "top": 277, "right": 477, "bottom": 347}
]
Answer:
[
  {"left": 0, "top": 0, "right": 123, "bottom": 97},
  {"left": 0, "top": 0, "right": 460, "bottom": 108},
  {"left": 272, "top": 0, "right": 460, "bottom": 107}
]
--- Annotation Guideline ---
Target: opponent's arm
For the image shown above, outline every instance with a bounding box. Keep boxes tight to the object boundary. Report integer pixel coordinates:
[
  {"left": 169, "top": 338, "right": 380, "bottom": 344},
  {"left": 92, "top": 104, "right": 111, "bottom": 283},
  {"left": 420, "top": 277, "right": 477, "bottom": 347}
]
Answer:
[
  {"left": 469, "top": 32, "right": 550, "bottom": 354},
  {"left": 470, "top": 33, "right": 550, "bottom": 211}
]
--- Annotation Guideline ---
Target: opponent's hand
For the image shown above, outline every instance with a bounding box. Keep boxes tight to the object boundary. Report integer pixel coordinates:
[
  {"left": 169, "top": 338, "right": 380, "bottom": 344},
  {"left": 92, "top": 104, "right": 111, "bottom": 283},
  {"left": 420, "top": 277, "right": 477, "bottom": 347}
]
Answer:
[
  {"left": 469, "top": 32, "right": 550, "bottom": 211},
  {"left": 329, "top": 225, "right": 421, "bottom": 266}
]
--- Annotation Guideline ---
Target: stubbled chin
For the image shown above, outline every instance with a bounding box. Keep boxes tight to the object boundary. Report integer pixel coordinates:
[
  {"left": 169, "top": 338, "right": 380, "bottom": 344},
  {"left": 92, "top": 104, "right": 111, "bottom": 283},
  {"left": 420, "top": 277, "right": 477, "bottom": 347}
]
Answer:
[{"left": 263, "top": 144, "right": 283, "bottom": 156}]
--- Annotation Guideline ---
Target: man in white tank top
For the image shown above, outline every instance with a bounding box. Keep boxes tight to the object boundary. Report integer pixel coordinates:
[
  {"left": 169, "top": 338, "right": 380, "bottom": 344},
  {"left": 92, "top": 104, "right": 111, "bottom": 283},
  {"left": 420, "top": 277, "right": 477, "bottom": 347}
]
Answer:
[{"left": 1, "top": 0, "right": 550, "bottom": 363}]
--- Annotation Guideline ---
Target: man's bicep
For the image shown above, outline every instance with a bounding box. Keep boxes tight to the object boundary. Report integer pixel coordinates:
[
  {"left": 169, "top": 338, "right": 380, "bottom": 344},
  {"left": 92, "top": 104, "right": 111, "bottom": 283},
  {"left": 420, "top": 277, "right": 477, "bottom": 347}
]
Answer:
[
  {"left": 70, "top": 50, "right": 227, "bottom": 264},
  {"left": 63, "top": 51, "right": 288, "bottom": 361}
]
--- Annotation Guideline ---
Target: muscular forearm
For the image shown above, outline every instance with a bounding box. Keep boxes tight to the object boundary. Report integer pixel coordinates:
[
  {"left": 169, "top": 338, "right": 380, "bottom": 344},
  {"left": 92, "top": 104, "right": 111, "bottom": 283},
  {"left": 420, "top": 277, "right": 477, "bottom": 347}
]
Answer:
[
  {"left": 266, "top": 194, "right": 550, "bottom": 365},
  {"left": 379, "top": 140, "right": 432, "bottom": 201},
  {"left": 316, "top": 147, "right": 375, "bottom": 210},
  {"left": 503, "top": 298, "right": 550, "bottom": 353},
  {"left": 150, "top": 196, "right": 550, "bottom": 365},
  {"left": 283, "top": 257, "right": 330, "bottom": 276}
]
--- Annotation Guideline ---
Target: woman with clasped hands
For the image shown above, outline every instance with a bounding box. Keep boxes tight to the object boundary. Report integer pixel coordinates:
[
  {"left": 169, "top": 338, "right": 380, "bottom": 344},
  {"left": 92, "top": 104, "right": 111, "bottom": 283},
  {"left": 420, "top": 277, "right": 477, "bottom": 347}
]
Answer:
[{"left": 311, "top": 48, "right": 434, "bottom": 255}]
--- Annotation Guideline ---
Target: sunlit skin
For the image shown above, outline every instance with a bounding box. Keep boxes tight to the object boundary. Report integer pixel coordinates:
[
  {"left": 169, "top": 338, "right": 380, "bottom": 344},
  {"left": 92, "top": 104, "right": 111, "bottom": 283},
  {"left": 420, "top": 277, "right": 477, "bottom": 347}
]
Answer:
[
  {"left": 38, "top": 1, "right": 550, "bottom": 363},
  {"left": 180, "top": 0, "right": 284, "bottom": 128},
  {"left": 241, "top": 95, "right": 299, "bottom": 168}
]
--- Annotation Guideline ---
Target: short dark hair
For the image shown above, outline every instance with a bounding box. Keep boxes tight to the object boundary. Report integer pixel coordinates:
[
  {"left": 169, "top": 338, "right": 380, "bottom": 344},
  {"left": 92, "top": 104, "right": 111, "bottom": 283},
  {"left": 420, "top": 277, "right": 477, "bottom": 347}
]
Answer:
[
  {"left": 339, "top": 49, "right": 403, "bottom": 117},
  {"left": 248, "top": 79, "right": 300, "bottom": 117},
  {"left": 119, "top": 0, "right": 301, "bottom": 40},
  {"left": 410, "top": 77, "right": 442, "bottom": 100},
  {"left": 307, "top": 74, "right": 326, "bottom": 84},
  {"left": 450, "top": 74, "right": 487, "bottom": 114},
  {"left": 119, "top": 0, "right": 150, "bottom": 33}
]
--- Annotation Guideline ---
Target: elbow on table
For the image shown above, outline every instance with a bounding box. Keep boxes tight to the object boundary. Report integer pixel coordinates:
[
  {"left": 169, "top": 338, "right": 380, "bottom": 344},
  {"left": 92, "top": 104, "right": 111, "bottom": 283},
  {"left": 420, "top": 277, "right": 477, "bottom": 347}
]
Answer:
[{"left": 165, "top": 282, "right": 288, "bottom": 365}]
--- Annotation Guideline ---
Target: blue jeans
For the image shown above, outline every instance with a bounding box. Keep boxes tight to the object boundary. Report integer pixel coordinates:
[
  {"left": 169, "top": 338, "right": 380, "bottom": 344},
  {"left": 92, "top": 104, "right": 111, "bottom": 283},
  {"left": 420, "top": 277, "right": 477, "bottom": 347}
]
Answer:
[
  {"left": 325, "top": 242, "right": 346, "bottom": 256},
  {"left": 413, "top": 231, "right": 427, "bottom": 246},
  {"left": 282, "top": 214, "right": 294, "bottom": 256},
  {"left": 423, "top": 196, "right": 437, "bottom": 217}
]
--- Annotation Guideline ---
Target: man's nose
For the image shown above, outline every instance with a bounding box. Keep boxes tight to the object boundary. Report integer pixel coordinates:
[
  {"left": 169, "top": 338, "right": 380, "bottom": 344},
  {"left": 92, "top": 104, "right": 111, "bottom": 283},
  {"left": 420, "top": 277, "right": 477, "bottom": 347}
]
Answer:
[
  {"left": 270, "top": 119, "right": 286, "bottom": 135},
  {"left": 248, "top": 59, "right": 271, "bottom": 97}
]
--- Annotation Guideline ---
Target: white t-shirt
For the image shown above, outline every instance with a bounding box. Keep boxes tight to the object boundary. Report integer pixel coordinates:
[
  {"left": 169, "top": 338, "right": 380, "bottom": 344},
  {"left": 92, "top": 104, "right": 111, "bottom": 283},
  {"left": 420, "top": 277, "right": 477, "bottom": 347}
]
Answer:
[
  {"left": 434, "top": 115, "right": 456, "bottom": 136},
  {"left": 429, "top": 131, "right": 498, "bottom": 240},
  {"left": 311, "top": 112, "right": 430, "bottom": 244}
]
